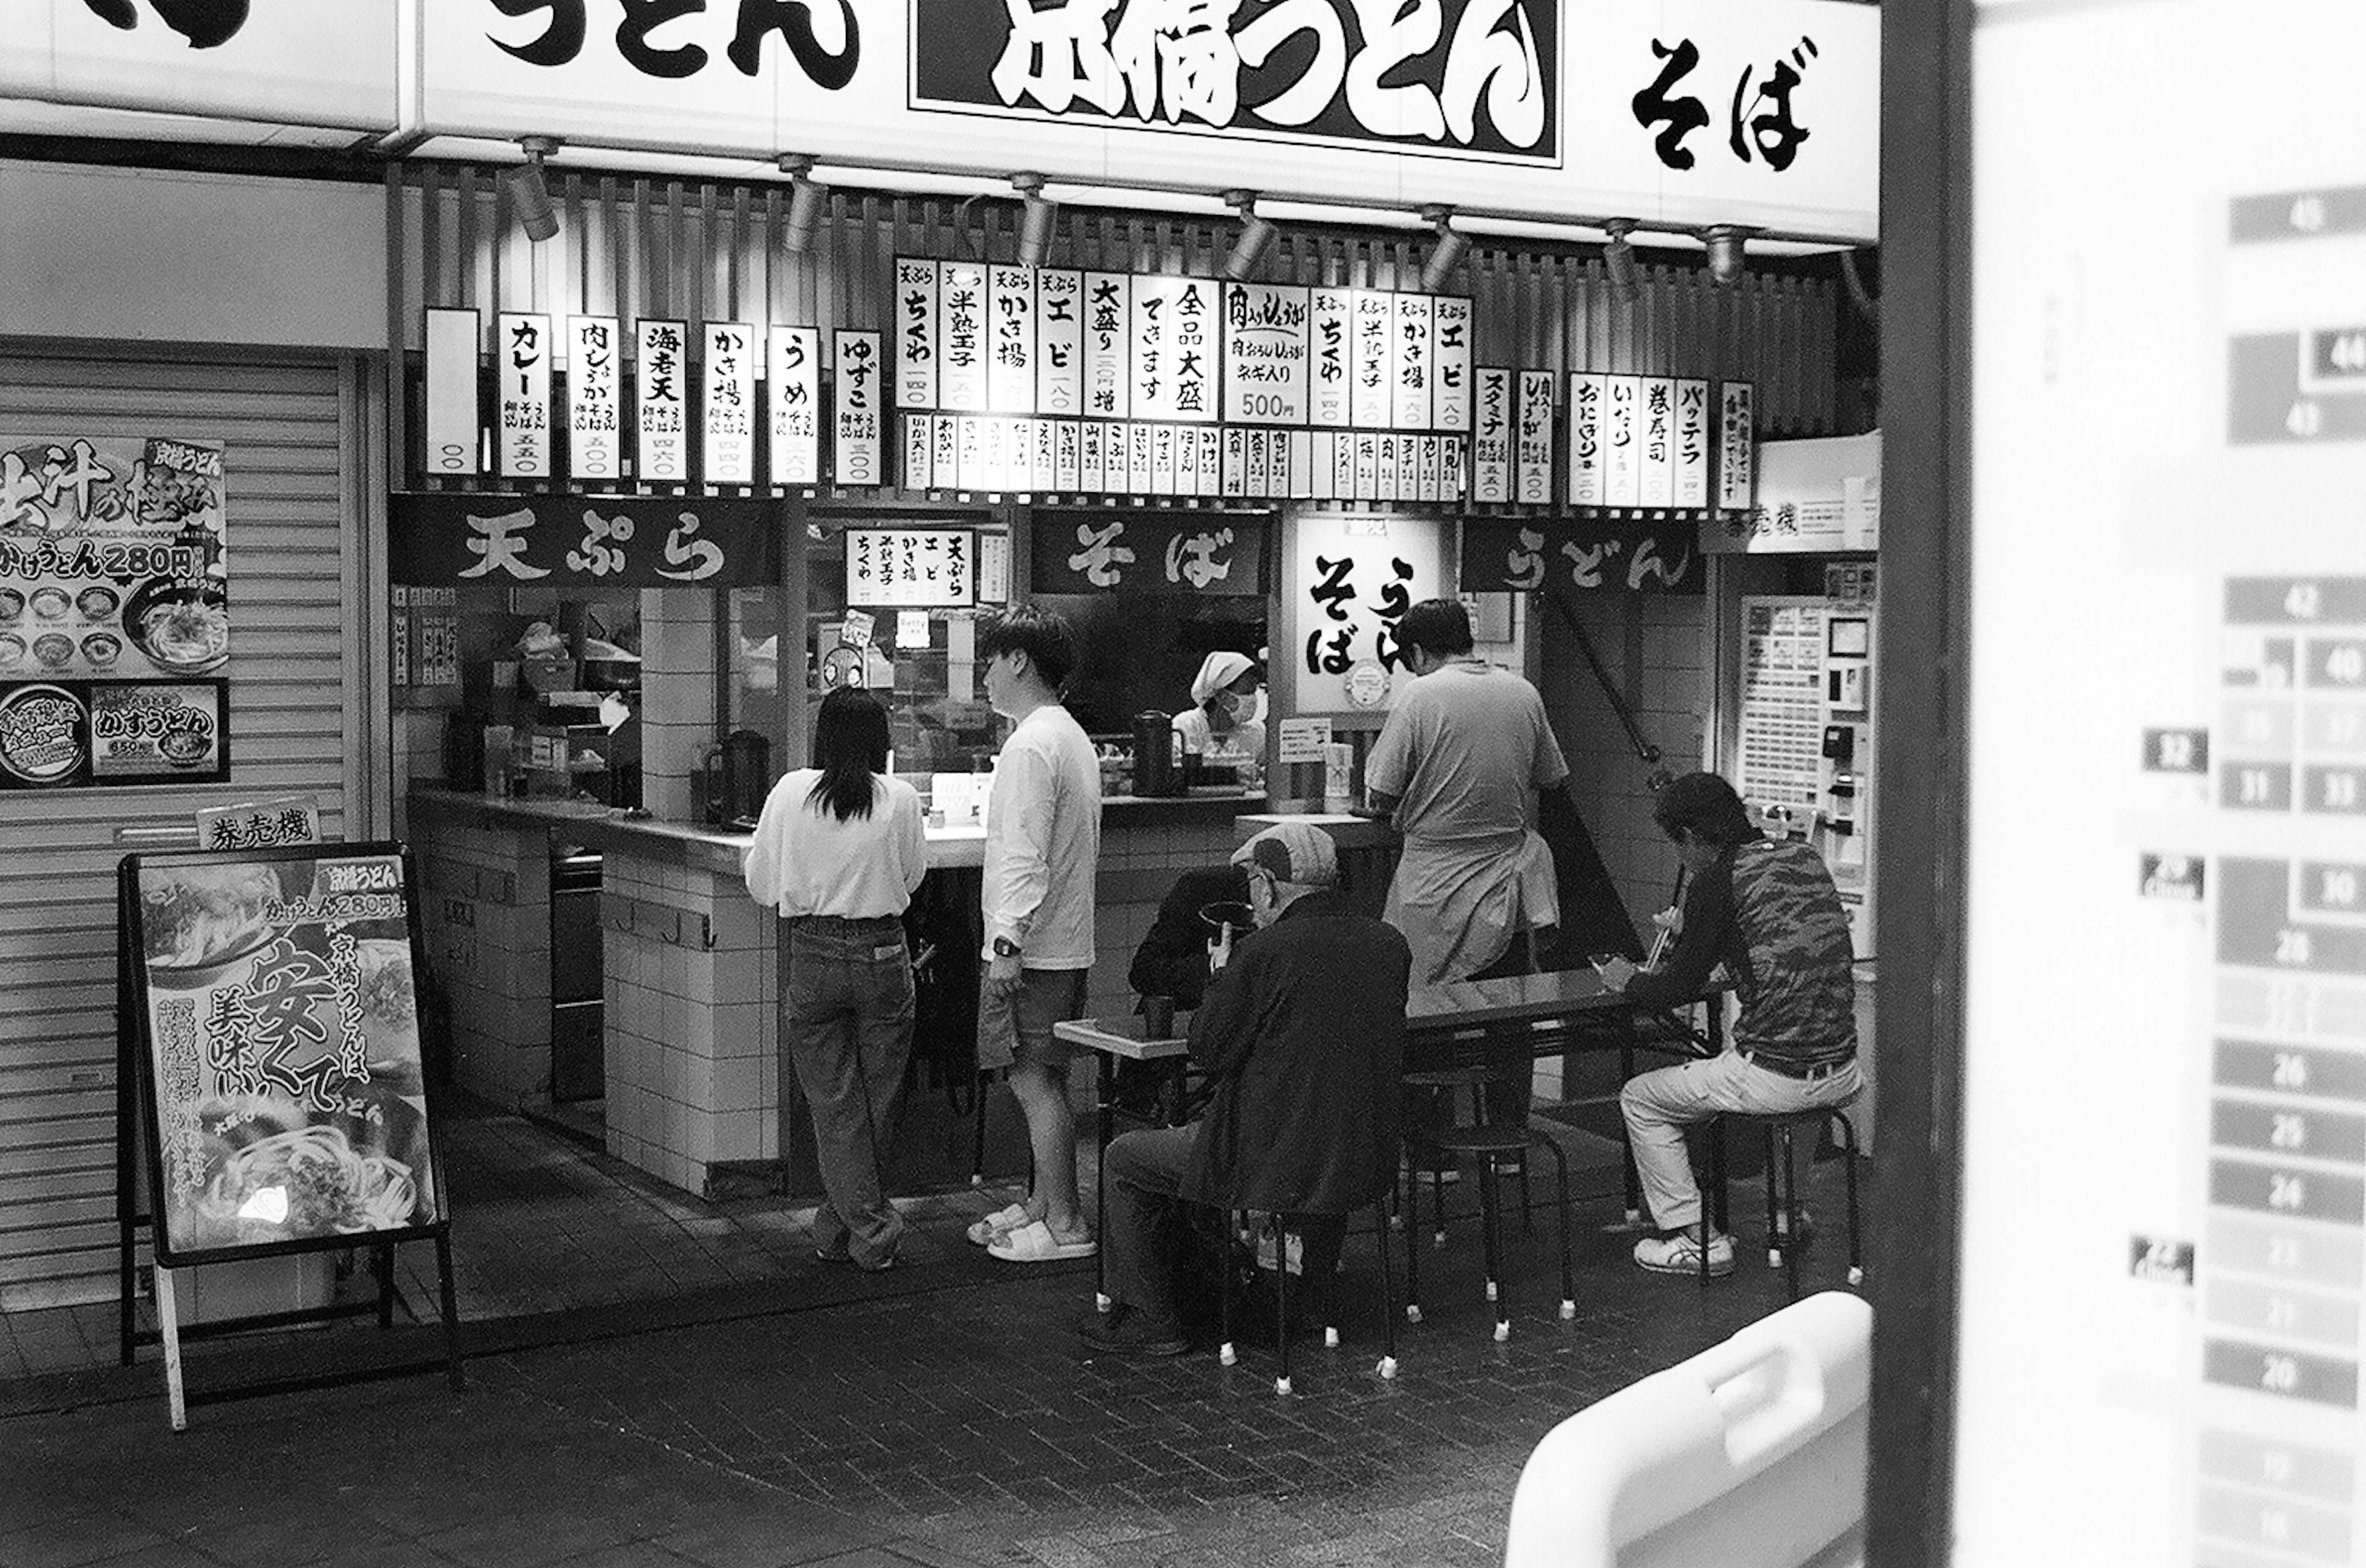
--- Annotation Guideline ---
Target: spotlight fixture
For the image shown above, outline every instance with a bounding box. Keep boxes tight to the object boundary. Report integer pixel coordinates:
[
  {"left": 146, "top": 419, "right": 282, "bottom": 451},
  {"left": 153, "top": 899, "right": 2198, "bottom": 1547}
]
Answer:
[
  {"left": 779, "top": 153, "right": 826, "bottom": 254},
  {"left": 1602, "top": 217, "right": 1640, "bottom": 301},
  {"left": 1703, "top": 224, "right": 1755, "bottom": 286},
  {"left": 1222, "top": 190, "right": 1278, "bottom": 282},
  {"left": 1012, "top": 172, "right": 1057, "bottom": 268},
  {"left": 1418, "top": 205, "right": 1470, "bottom": 293},
  {"left": 506, "top": 136, "right": 560, "bottom": 243}
]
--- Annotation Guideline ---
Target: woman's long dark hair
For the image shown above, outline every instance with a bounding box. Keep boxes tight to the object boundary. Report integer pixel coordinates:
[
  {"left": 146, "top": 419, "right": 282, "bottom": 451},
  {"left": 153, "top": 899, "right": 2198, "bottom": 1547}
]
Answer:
[{"left": 806, "top": 687, "right": 891, "bottom": 822}]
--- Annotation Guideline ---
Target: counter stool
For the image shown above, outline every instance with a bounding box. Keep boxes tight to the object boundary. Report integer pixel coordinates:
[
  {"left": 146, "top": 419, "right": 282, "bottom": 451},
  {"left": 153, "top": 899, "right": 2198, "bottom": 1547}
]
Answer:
[
  {"left": 1704, "top": 1107, "right": 1863, "bottom": 1298},
  {"left": 1401, "top": 1068, "right": 1575, "bottom": 1341},
  {"left": 1218, "top": 1197, "right": 1400, "bottom": 1394}
]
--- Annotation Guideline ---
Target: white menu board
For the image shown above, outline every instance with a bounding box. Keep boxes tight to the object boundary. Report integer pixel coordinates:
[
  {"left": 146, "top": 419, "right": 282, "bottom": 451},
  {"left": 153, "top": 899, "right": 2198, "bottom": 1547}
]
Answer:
[
  {"left": 892, "top": 258, "right": 938, "bottom": 410},
  {"left": 1222, "top": 283, "right": 1311, "bottom": 425},
  {"left": 1474, "top": 368, "right": 1513, "bottom": 504},
  {"left": 986, "top": 265, "right": 1036, "bottom": 415},
  {"left": 567, "top": 315, "right": 621, "bottom": 482},
  {"left": 768, "top": 326, "right": 820, "bottom": 486},
  {"left": 1349, "top": 290, "right": 1394, "bottom": 428},
  {"left": 846, "top": 528, "right": 972, "bottom": 607},
  {"left": 635, "top": 319, "right": 688, "bottom": 484},
  {"left": 423, "top": 307, "right": 480, "bottom": 477},
  {"left": 1514, "top": 371, "right": 1555, "bottom": 505},
  {"left": 1717, "top": 381, "right": 1756, "bottom": 510},
  {"left": 1673, "top": 378, "right": 1711, "bottom": 508},
  {"left": 1431, "top": 297, "right": 1473, "bottom": 433},
  {"left": 497, "top": 312, "right": 551, "bottom": 481},
  {"left": 831, "top": 330, "right": 883, "bottom": 486},
  {"left": 1036, "top": 269, "right": 1084, "bottom": 418},
  {"left": 1285, "top": 512, "right": 1445, "bottom": 717},
  {"left": 937, "top": 261, "right": 987, "bottom": 413},
  {"left": 1954, "top": 7, "right": 2366, "bottom": 1567},
  {"left": 701, "top": 322, "right": 756, "bottom": 485},
  {"left": 1604, "top": 374, "right": 1641, "bottom": 507},
  {"left": 1640, "top": 376, "right": 1675, "bottom": 507},
  {"left": 1568, "top": 373, "right": 1606, "bottom": 506},
  {"left": 1391, "top": 293, "right": 1434, "bottom": 431},
  {"left": 1309, "top": 286, "right": 1352, "bottom": 428},
  {"left": 1083, "top": 272, "right": 1131, "bottom": 419}
]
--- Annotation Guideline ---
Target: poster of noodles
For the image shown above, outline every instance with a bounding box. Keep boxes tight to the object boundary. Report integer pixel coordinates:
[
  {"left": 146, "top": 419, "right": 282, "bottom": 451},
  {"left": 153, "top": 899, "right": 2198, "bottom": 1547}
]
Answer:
[
  {"left": 124, "top": 846, "right": 445, "bottom": 1264},
  {"left": 0, "top": 436, "right": 229, "bottom": 685}
]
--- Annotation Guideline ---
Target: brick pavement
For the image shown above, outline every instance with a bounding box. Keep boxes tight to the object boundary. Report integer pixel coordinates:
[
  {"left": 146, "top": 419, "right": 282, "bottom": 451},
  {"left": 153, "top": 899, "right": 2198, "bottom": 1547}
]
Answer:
[{"left": 1, "top": 1147, "right": 1859, "bottom": 1568}]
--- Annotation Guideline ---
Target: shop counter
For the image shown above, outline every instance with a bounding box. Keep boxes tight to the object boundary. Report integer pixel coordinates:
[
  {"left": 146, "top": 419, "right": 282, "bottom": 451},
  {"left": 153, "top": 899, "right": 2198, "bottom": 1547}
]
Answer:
[{"left": 405, "top": 784, "right": 1267, "bottom": 1200}]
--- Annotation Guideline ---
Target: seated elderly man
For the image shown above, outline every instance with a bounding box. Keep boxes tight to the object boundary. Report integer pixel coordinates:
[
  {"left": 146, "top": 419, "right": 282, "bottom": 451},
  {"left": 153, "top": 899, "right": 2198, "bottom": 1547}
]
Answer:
[
  {"left": 1083, "top": 822, "right": 1413, "bottom": 1357},
  {"left": 1596, "top": 772, "right": 1862, "bottom": 1278}
]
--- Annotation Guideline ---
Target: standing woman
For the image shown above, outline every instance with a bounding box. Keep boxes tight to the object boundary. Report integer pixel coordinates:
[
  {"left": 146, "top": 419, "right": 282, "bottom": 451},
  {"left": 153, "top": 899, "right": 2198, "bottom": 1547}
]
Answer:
[{"left": 743, "top": 688, "right": 927, "bottom": 1272}]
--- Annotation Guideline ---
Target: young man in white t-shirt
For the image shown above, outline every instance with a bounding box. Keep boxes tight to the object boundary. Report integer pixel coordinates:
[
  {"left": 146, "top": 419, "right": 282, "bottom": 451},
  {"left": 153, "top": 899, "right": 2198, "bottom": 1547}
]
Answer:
[{"left": 969, "top": 605, "right": 1102, "bottom": 1262}]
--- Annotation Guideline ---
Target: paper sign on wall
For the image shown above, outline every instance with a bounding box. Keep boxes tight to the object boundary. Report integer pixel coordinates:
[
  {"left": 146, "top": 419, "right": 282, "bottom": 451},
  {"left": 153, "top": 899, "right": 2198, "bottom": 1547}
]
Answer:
[
  {"left": 832, "top": 330, "right": 884, "bottom": 485},
  {"left": 1082, "top": 272, "right": 1131, "bottom": 419},
  {"left": 986, "top": 265, "right": 1036, "bottom": 414},
  {"left": 702, "top": 322, "right": 756, "bottom": 484},
  {"left": 938, "top": 261, "right": 988, "bottom": 413},
  {"left": 1674, "top": 379, "right": 1712, "bottom": 507},
  {"left": 1035, "top": 269, "right": 1084, "bottom": 418},
  {"left": 1604, "top": 375, "right": 1640, "bottom": 506},
  {"left": 893, "top": 258, "right": 939, "bottom": 410},
  {"left": 567, "top": 315, "right": 621, "bottom": 482},
  {"left": 423, "top": 308, "right": 479, "bottom": 477},
  {"left": 1641, "top": 376, "right": 1675, "bottom": 506},
  {"left": 635, "top": 320, "right": 689, "bottom": 484},
  {"left": 1309, "top": 288, "right": 1352, "bottom": 428},
  {"left": 1474, "top": 368, "right": 1513, "bottom": 503},
  {"left": 1276, "top": 715, "right": 1333, "bottom": 765},
  {"left": 1718, "top": 381, "right": 1757, "bottom": 510},
  {"left": 1431, "top": 297, "right": 1473, "bottom": 432},
  {"left": 1349, "top": 291, "right": 1394, "bottom": 428},
  {"left": 1514, "top": 372, "right": 1555, "bottom": 505},
  {"left": 1391, "top": 294, "right": 1434, "bottom": 431},
  {"left": 496, "top": 312, "right": 551, "bottom": 481},
  {"left": 1568, "top": 373, "right": 1604, "bottom": 505},
  {"left": 1222, "top": 283, "right": 1311, "bottom": 425},
  {"left": 768, "top": 326, "right": 820, "bottom": 485}
]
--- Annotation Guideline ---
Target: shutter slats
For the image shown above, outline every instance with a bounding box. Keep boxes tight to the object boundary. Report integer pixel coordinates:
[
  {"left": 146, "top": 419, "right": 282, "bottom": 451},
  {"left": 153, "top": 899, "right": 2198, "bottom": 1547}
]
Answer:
[{"left": 0, "top": 352, "right": 350, "bottom": 1311}]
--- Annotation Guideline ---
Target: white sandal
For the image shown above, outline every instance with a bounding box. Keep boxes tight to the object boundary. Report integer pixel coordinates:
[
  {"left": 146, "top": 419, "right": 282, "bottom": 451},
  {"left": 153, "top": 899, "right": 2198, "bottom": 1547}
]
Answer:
[
  {"left": 986, "top": 1219, "right": 1098, "bottom": 1263},
  {"left": 964, "top": 1203, "right": 1033, "bottom": 1246}
]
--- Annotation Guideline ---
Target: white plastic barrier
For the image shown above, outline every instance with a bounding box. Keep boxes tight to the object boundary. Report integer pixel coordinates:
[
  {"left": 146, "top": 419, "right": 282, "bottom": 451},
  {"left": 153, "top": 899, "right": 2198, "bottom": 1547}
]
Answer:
[{"left": 1503, "top": 1291, "right": 1872, "bottom": 1568}]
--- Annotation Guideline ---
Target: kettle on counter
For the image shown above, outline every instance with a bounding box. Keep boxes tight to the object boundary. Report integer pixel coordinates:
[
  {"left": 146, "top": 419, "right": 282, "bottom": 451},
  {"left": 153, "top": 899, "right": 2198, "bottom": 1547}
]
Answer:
[
  {"left": 1131, "top": 711, "right": 1179, "bottom": 798},
  {"left": 701, "top": 729, "right": 771, "bottom": 827}
]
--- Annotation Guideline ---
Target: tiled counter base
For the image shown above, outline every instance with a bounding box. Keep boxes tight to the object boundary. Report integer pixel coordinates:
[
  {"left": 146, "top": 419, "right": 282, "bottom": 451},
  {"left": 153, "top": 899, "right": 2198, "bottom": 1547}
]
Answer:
[
  {"left": 410, "top": 814, "right": 555, "bottom": 1112},
  {"left": 600, "top": 843, "right": 777, "bottom": 1197}
]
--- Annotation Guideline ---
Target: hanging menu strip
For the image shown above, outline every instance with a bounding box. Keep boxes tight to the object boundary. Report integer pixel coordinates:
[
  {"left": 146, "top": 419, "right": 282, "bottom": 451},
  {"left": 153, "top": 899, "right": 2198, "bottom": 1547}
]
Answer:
[{"left": 568, "top": 315, "right": 622, "bottom": 483}]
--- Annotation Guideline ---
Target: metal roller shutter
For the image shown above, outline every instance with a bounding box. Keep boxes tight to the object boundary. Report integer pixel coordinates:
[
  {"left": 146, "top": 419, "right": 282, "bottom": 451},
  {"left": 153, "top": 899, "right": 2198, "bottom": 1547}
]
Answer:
[{"left": 0, "top": 351, "right": 364, "bottom": 1310}]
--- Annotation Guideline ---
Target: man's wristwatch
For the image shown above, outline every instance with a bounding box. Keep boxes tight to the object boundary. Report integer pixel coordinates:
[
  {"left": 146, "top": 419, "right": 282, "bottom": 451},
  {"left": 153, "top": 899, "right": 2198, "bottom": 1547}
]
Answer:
[{"left": 992, "top": 936, "right": 1020, "bottom": 959}]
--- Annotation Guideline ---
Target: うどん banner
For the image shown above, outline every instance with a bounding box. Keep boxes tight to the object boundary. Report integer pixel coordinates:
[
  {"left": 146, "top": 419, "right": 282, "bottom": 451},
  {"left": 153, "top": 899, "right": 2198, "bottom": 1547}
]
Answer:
[{"left": 124, "top": 846, "right": 447, "bottom": 1265}]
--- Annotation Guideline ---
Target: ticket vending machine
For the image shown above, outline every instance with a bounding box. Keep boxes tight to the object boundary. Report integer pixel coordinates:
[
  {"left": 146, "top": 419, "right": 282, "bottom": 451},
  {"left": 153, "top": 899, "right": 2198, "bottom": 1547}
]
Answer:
[{"left": 1736, "top": 575, "right": 1878, "bottom": 956}]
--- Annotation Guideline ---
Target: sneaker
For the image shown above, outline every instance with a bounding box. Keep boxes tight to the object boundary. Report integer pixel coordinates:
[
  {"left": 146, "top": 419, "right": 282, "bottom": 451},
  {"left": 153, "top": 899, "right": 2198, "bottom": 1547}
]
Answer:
[
  {"left": 1078, "top": 1304, "right": 1190, "bottom": 1358},
  {"left": 1634, "top": 1232, "right": 1736, "bottom": 1277}
]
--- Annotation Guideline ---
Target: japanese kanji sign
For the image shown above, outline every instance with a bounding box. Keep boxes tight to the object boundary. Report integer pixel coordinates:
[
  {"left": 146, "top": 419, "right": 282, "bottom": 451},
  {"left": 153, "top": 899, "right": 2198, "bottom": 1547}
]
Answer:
[
  {"left": 1605, "top": 375, "right": 1641, "bottom": 506},
  {"left": 833, "top": 330, "right": 885, "bottom": 485},
  {"left": 1473, "top": 369, "right": 1514, "bottom": 503},
  {"left": 1567, "top": 372, "right": 1604, "bottom": 505},
  {"left": 389, "top": 492, "right": 779, "bottom": 589},
  {"left": 768, "top": 326, "right": 821, "bottom": 485},
  {"left": 567, "top": 316, "right": 622, "bottom": 482},
  {"left": 1674, "top": 378, "right": 1711, "bottom": 506},
  {"left": 1461, "top": 518, "right": 1704, "bottom": 597},
  {"left": 1514, "top": 372, "right": 1556, "bottom": 505},
  {"left": 1285, "top": 512, "right": 1446, "bottom": 717},
  {"left": 1222, "top": 283, "right": 1311, "bottom": 426},
  {"left": 497, "top": 312, "right": 552, "bottom": 481},
  {"left": 635, "top": 319, "right": 689, "bottom": 483},
  {"left": 1036, "top": 269, "right": 1085, "bottom": 418},
  {"left": 123, "top": 845, "right": 447, "bottom": 1266},
  {"left": 893, "top": 258, "right": 941, "bottom": 410},
  {"left": 846, "top": 528, "right": 975, "bottom": 607},
  {"left": 702, "top": 322, "right": 758, "bottom": 484},
  {"left": 939, "top": 262, "right": 990, "bottom": 413},
  {"left": 1029, "top": 512, "right": 1266, "bottom": 596},
  {"left": 1718, "top": 380, "right": 1757, "bottom": 510},
  {"left": 987, "top": 265, "right": 1038, "bottom": 414},
  {"left": 0, "top": 679, "right": 230, "bottom": 790}
]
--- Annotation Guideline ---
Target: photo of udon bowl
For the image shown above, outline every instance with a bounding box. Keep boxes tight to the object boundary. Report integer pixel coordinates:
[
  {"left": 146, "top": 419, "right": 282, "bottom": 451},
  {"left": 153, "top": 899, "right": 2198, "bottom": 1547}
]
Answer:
[
  {"left": 0, "top": 588, "right": 22, "bottom": 621},
  {"left": 75, "top": 585, "right": 118, "bottom": 620},
  {"left": 139, "top": 861, "right": 288, "bottom": 987},
  {"left": 124, "top": 581, "right": 229, "bottom": 674},
  {"left": 80, "top": 632, "right": 121, "bottom": 668},
  {"left": 31, "top": 632, "right": 73, "bottom": 668},
  {"left": 184, "top": 1113, "right": 420, "bottom": 1247},
  {"left": 29, "top": 587, "right": 70, "bottom": 620}
]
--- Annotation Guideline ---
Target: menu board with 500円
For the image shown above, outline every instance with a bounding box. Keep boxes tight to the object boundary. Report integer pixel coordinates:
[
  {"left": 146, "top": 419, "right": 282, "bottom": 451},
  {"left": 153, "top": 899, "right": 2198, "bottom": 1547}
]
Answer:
[{"left": 125, "top": 846, "right": 446, "bottom": 1265}]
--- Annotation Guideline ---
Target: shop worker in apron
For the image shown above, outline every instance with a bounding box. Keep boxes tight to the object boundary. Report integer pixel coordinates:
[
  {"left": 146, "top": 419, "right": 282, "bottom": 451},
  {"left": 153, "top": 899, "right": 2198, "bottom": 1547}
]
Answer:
[
  {"left": 743, "top": 688, "right": 927, "bottom": 1272},
  {"left": 1171, "top": 650, "right": 1266, "bottom": 765},
  {"left": 1598, "top": 771, "right": 1861, "bottom": 1277},
  {"left": 1365, "top": 599, "right": 1577, "bottom": 992}
]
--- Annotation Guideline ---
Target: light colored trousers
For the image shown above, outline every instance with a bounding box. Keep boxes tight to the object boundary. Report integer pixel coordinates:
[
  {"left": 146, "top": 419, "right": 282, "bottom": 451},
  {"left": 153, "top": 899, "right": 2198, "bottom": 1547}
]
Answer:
[{"left": 1619, "top": 1051, "right": 1862, "bottom": 1231}]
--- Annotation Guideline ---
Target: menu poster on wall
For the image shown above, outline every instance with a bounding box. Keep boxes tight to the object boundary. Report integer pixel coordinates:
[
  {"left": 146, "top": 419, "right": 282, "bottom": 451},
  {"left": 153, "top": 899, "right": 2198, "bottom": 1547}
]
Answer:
[
  {"left": 1567, "top": 373, "right": 1605, "bottom": 505},
  {"left": 1391, "top": 293, "right": 1435, "bottom": 431},
  {"left": 1717, "top": 381, "right": 1757, "bottom": 510},
  {"left": 1641, "top": 376, "right": 1676, "bottom": 506},
  {"left": 768, "top": 327, "right": 821, "bottom": 486},
  {"left": 1131, "top": 275, "right": 1209, "bottom": 423},
  {"left": 1286, "top": 512, "right": 1446, "bottom": 717},
  {"left": 123, "top": 845, "right": 445, "bottom": 1266},
  {"left": 1222, "top": 283, "right": 1311, "bottom": 426},
  {"left": 1605, "top": 375, "right": 1641, "bottom": 506},
  {"left": 567, "top": 316, "right": 622, "bottom": 482},
  {"left": 423, "top": 307, "right": 480, "bottom": 477},
  {"left": 1036, "top": 269, "right": 1084, "bottom": 418},
  {"left": 1309, "top": 288, "right": 1352, "bottom": 428},
  {"left": 1350, "top": 290, "right": 1394, "bottom": 428},
  {"left": 1083, "top": 272, "right": 1131, "bottom": 418},
  {"left": 845, "top": 528, "right": 974, "bottom": 607},
  {"left": 1431, "top": 297, "right": 1473, "bottom": 432},
  {"left": 495, "top": 312, "right": 552, "bottom": 481},
  {"left": 930, "top": 415, "right": 959, "bottom": 491},
  {"left": 1474, "top": 368, "right": 1514, "bottom": 503},
  {"left": 1, "top": 436, "right": 230, "bottom": 686},
  {"left": 986, "top": 265, "right": 1036, "bottom": 415},
  {"left": 701, "top": 323, "right": 756, "bottom": 484},
  {"left": 0, "top": 679, "right": 229, "bottom": 789},
  {"left": 938, "top": 261, "right": 988, "bottom": 413},
  {"left": 635, "top": 320, "right": 689, "bottom": 483},
  {"left": 1674, "top": 378, "right": 1711, "bottom": 507},
  {"left": 832, "top": 330, "right": 884, "bottom": 486},
  {"left": 1514, "top": 372, "right": 1556, "bottom": 505},
  {"left": 892, "top": 258, "right": 939, "bottom": 410},
  {"left": 901, "top": 415, "right": 933, "bottom": 490}
]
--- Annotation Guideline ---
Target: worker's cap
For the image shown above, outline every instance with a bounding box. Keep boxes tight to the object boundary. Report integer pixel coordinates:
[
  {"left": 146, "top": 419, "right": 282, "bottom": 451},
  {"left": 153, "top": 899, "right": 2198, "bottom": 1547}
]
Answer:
[
  {"left": 1190, "top": 650, "right": 1257, "bottom": 706},
  {"left": 1230, "top": 822, "right": 1340, "bottom": 889}
]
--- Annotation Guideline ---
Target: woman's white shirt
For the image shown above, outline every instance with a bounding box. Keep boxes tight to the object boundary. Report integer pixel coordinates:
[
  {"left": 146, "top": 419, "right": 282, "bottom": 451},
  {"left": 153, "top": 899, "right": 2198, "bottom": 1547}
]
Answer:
[
  {"left": 1171, "top": 705, "right": 1266, "bottom": 760},
  {"left": 742, "top": 771, "right": 927, "bottom": 918}
]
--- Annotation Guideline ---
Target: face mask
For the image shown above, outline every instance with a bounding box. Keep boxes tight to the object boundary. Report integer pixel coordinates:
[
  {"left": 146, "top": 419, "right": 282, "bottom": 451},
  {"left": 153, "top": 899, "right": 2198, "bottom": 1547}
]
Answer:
[{"left": 1249, "top": 686, "right": 1268, "bottom": 725}]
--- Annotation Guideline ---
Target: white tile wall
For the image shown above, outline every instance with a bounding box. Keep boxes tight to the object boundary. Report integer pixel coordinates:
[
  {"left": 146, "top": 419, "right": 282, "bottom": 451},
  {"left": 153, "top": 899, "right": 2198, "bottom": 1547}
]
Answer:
[{"left": 410, "top": 818, "right": 553, "bottom": 1110}]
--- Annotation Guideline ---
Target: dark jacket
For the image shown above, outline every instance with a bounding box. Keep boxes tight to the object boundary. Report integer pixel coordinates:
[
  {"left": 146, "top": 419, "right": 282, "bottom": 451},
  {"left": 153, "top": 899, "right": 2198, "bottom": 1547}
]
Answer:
[
  {"left": 1180, "top": 890, "right": 1413, "bottom": 1214},
  {"left": 1127, "top": 864, "right": 1252, "bottom": 1010}
]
